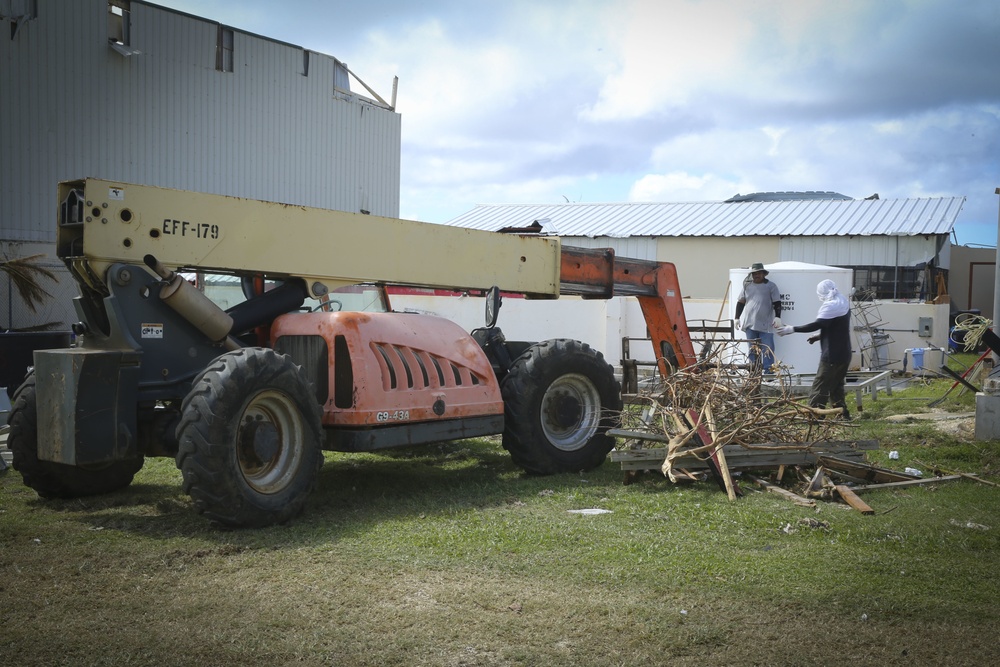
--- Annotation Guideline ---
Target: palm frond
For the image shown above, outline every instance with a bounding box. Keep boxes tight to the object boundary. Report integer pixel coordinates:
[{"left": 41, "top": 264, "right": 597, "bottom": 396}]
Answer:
[{"left": 0, "top": 254, "right": 57, "bottom": 313}]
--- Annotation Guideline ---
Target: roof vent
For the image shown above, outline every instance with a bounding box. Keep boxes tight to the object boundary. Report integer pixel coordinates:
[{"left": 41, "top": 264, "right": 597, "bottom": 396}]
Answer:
[{"left": 725, "top": 191, "right": 851, "bottom": 203}]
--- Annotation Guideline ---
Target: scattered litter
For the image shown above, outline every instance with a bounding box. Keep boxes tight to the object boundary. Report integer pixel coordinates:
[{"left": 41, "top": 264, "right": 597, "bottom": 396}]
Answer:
[
  {"left": 861, "top": 613, "right": 869, "bottom": 622},
  {"left": 949, "top": 519, "right": 990, "bottom": 531},
  {"left": 904, "top": 467, "right": 923, "bottom": 477},
  {"left": 32, "top": 538, "right": 41, "bottom": 544},
  {"left": 797, "top": 517, "right": 831, "bottom": 530},
  {"left": 538, "top": 489, "right": 554, "bottom": 497},
  {"left": 680, "top": 609, "right": 688, "bottom": 615},
  {"left": 567, "top": 508, "right": 612, "bottom": 515},
  {"left": 889, "top": 450, "right": 900, "bottom": 460}
]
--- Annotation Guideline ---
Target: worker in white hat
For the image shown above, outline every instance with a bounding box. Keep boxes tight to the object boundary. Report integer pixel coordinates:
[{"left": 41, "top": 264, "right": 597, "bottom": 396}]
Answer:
[{"left": 735, "top": 262, "right": 782, "bottom": 374}]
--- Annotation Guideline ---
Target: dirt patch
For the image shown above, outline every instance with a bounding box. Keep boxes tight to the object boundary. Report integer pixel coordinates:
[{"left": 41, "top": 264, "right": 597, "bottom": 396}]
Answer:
[
  {"left": 932, "top": 416, "right": 976, "bottom": 439},
  {"left": 884, "top": 411, "right": 976, "bottom": 440}
]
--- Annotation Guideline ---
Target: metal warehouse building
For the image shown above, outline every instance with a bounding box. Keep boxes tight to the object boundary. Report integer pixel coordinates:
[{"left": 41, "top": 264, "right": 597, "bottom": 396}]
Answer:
[
  {"left": 416, "top": 192, "right": 980, "bottom": 372},
  {"left": 443, "top": 192, "right": 967, "bottom": 305},
  {"left": 1, "top": 0, "right": 401, "bottom": 329}
]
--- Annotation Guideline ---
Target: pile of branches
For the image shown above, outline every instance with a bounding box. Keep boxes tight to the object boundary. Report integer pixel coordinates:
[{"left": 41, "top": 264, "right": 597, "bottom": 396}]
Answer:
[{"left": 619, "top": 341, "right": 850, "bottom": 482}]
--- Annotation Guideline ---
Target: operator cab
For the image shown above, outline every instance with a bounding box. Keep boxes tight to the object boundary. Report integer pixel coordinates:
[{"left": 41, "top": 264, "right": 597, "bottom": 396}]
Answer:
[{"left": 471, "top": 286, "right": 531, "bottom": 379}]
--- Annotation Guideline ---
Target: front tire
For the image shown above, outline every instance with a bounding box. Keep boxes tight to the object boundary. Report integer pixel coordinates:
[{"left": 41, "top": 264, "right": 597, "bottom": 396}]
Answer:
[
  {"left": 501, "top": 339, "right": 622, "bottom": 474},
  {"left": 175, "top": 348, "right": 323, "bottom": 528},
  {"left": 8, "top": 373, "right": 144, "bottom": 498}
]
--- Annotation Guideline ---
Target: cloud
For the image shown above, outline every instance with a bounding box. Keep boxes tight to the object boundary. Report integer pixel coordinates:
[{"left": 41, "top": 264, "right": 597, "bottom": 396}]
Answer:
[
  {"left": 153, "top": 0, "right": 1000, "bottom": 246},
  {"left": 630, "top": 171, "right": 749, "bottom": 202},
  {"left": 582, "top": 0, "right": 758, "bottom": 121}
]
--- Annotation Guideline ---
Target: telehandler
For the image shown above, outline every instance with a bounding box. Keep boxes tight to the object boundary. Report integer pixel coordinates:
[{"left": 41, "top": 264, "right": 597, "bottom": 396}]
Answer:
[{"left": 7, "top": 178, "right": 696, "bottom": 526}]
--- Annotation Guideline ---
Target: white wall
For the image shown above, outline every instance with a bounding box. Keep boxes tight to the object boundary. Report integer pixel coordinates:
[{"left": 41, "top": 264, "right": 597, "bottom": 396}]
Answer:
[
  {"left": 951, "top": 245, "right": 995, "bottom": 318},
  {"left": 389, "top": 292, "right": 950, "bottom": 374}
]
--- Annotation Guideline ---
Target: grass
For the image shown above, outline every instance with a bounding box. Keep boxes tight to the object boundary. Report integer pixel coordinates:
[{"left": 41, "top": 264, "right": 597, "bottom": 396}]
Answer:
[{"left": 2, "top": 355, "right": 999, "bottom": 666}]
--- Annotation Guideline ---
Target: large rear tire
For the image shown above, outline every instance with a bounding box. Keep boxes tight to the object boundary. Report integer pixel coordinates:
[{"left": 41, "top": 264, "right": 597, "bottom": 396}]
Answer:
[
  {"left": 7, "top": 373, "right": 144, "bottom": 498},
  {"left": 175, "top": 348, "right": 323, "bottom": 528},
  {"left": 500, "top": 339, "right": 622, "bottom": 474}
]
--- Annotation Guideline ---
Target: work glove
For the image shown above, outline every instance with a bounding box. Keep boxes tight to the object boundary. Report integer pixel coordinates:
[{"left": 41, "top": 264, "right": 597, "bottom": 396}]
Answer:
[
  {"left": 772, "top": 317, "right": 782, "bottom": 329},
  {"left": 776, "top": 325, "right": 795, "bottom": 337}
]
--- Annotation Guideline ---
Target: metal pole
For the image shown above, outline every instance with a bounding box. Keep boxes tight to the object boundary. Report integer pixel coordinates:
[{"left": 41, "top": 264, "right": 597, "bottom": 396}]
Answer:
[
  {"left": 992, "top": 187, "right": 1000, "bottom": 366},
  {"left": 893, "top": 236, "right": 899, "bottom": 300}
]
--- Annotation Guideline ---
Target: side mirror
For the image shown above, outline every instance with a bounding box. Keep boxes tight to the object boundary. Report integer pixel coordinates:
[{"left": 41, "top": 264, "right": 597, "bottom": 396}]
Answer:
[{"left": 485, "top": 286, "right": 502, "bottom": 328}]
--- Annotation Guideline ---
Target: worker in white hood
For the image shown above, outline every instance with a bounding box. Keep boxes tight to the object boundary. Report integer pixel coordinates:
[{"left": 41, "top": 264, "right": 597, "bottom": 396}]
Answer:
[{"left": 776, "top": 280, "right": 853, "bottom": 419}]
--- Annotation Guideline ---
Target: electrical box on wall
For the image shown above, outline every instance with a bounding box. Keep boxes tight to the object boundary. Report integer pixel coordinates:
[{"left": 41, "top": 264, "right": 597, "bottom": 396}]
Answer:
[{"left": 918, "top": 317, "right": 932, "bottom": 337}]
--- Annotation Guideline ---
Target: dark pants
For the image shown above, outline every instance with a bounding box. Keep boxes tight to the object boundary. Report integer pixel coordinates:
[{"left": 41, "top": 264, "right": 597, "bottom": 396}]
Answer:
[{"left": 809, "top": 361, "right": 850, "bottom": 416}]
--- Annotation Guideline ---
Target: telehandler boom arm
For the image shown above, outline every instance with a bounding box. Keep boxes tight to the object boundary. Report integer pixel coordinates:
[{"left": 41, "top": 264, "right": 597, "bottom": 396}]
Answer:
[{"left": 57, "top": 178, "right": 696, "bottom": 374}]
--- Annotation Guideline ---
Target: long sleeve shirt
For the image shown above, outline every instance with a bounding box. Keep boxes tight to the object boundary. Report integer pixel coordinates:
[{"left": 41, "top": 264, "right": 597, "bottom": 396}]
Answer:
[{"left": 793, "top": 312, "right": 852, "bottom": 364}]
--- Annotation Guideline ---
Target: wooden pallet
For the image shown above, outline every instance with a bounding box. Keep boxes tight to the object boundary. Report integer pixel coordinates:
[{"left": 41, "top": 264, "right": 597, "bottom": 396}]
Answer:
[{"left": 608, "top": 430, "right": 878, "bottom": 472}]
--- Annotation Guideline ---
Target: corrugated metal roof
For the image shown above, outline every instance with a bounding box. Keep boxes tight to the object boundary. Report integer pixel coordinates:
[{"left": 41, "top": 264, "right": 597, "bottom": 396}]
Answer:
[{"left": 441, "top": 197, "right": 966, "bottom": 239}]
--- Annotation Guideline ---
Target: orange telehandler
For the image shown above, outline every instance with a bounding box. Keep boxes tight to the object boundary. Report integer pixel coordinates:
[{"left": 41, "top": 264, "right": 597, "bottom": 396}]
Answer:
[{"left": 7, "top": 178, "right": 696, "bottom": 526}]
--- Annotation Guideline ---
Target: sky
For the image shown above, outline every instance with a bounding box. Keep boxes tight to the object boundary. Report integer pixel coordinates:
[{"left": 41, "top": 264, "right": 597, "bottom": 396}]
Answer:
[{"left": 155, "top": 0, "right": 1000, "bottom": 248}]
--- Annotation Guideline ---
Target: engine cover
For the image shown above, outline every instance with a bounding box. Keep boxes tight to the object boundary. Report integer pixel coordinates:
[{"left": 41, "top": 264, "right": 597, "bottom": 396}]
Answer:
[{"left": 271, "top": 311, "right": 504, "bottom": 428}]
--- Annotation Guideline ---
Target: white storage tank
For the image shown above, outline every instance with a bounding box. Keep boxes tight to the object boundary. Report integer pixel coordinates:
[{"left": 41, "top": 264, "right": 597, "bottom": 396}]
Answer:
[{"left": 729, "top": 261, "right": 853, "bottom": 374}]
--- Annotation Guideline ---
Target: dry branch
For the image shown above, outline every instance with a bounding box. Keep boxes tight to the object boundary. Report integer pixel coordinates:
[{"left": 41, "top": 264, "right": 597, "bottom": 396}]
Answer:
[{"left": 620, "top": 340, "right": 853, "bottom": 481}]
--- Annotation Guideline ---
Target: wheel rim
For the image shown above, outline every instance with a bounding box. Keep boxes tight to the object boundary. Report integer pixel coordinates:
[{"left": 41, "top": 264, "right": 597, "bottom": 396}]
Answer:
[
  {"left": 236, "top": 390, "right": 304, "bottom": 494},
  {"left": 539, "top": 373, "right": 602, "bottom": 451}
]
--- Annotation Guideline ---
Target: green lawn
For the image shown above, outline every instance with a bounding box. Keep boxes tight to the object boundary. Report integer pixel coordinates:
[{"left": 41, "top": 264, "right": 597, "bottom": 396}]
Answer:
[{"left": 2, "top": 362, "right": 999, "bottom": 666}]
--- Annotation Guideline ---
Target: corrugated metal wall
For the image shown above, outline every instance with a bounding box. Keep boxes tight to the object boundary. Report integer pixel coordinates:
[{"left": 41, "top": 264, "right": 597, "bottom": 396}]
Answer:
[
  {"left": 779, "top": 235, "right": 941, "bottom": 267},
  {"left": 1, "top": 0, "right": 401, "bottom": 248}
]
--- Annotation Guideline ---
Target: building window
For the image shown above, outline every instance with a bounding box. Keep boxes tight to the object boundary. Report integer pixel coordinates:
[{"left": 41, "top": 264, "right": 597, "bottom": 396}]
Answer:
[
  {"left": 107, "top": 0, "right": 140, "bottom": 56},
  {"left": 848, "top": 265, "right": 948, "bottom": 302},
  {"left": 108, "top": 1, "right": 129, "bottom": 46},
  {"left": 6, "top": 0, "right": 37, "bottom": 40},
  {"left": 216, "top": 26, "right": 234, "bottom": 72}
]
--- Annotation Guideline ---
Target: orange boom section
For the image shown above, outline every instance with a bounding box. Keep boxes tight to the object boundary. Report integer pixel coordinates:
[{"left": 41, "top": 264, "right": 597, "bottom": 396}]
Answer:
[
  {"left": 270, "top": 311, "right": 504, "bottom": 427},
  {"left": 558, "top": 247, "right": 697, "bottom": 376}
]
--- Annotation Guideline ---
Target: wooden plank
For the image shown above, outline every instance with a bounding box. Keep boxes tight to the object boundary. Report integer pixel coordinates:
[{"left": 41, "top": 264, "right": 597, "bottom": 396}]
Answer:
[
  {"left": 611, "top": 440, "right": 878, "bottom": 462},
  {"left": 825, "top": 470, "right": 870, "bottom": 485},
  {"left": 615, "top": 451, "right": 860, "bottom": 471},
  {"left": 835, "top": 485, "right": 875, "bottom": 514},
  {"left": 616, "top": 449, "right": 814, "bottom": 466},
  {"left": 818, "top": 455, "right": 919, "bottom": 483},
  {"left": 911, "top": 459, "right": 1000, "bottom": 488},
  {"left": 747, "top": 475, "right": 815, "bottom": 507},
  {"left": 705, "top": 405, "right": 738, "bottom": 501},
  {"left": 617, "top": 453, "right": 821, "bottom": 471},
  {"left": 850, "top": 475, "right": 963, "bottom": 492},
  {"left": 610, "top": 430, "right": 879, "bottom": 453},
  {"left": 608, "top": 429, "right": 672, "bottom": 444}
]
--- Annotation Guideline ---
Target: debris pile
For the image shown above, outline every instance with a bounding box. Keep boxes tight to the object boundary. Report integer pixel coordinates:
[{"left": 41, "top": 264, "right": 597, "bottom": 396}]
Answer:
[{"left": 608, "top": 341, "right": 986, "bottom": 512}]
